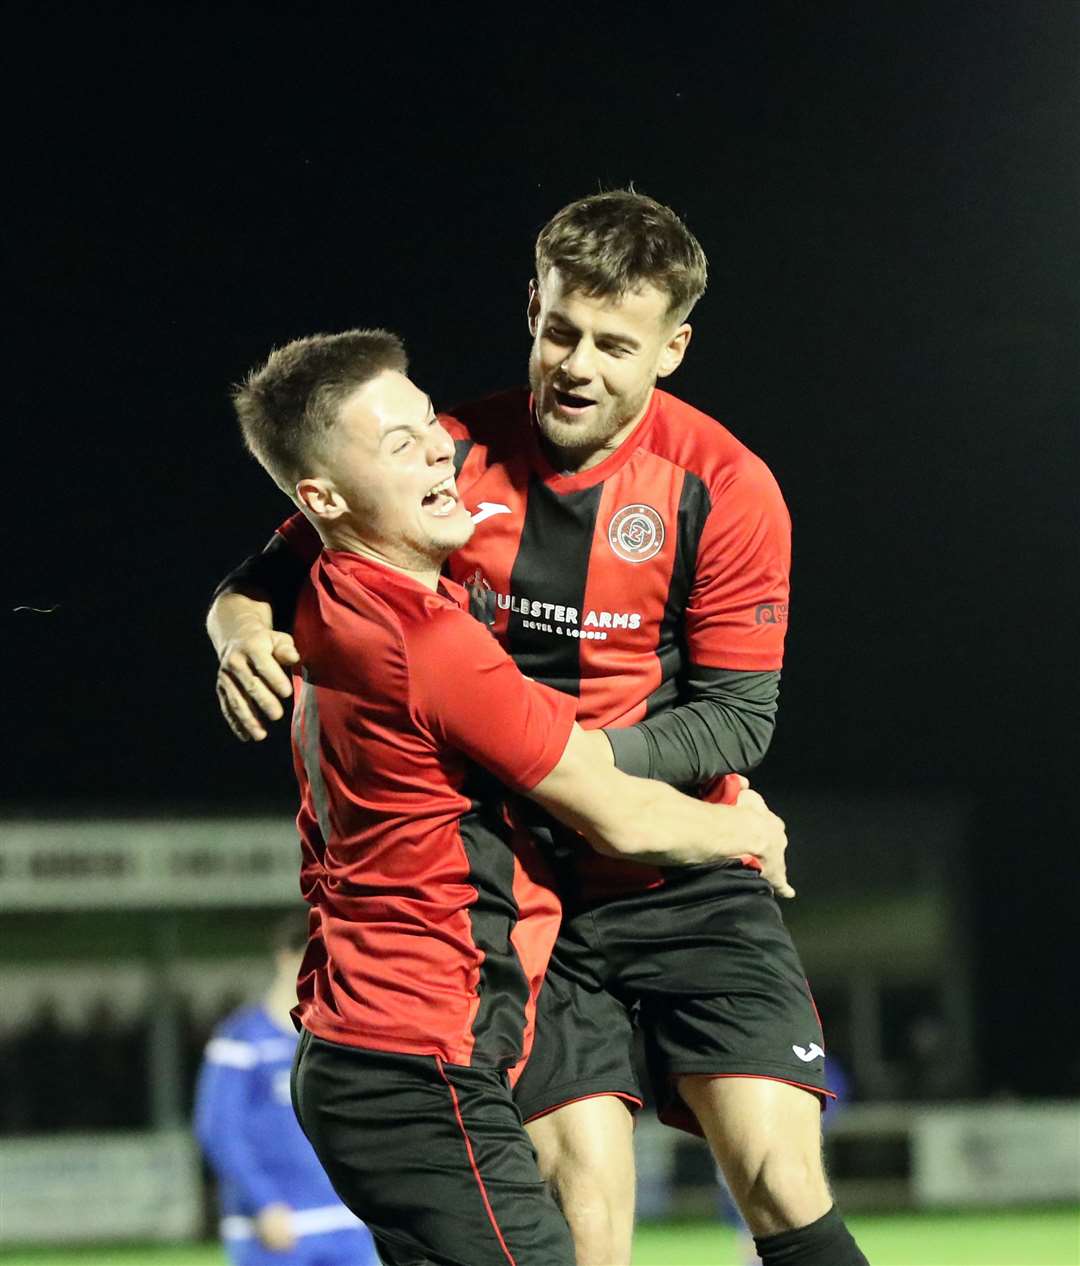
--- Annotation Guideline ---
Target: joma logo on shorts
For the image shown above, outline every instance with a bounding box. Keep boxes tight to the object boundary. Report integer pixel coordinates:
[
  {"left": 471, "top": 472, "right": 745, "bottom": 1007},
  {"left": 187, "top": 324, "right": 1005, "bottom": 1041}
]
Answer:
[
  {"left": 792, "top": 1042, "right": 824, "bottom": 1062},
  {"left": 754, "top": 603, "right": 789, "bottom": 625}
]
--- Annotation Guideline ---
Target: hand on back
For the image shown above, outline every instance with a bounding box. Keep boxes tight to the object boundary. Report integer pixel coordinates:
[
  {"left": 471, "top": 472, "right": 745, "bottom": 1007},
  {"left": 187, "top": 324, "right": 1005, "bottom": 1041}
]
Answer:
[
  {"left": 730, "top": 779, "right": 793, "bottom": 899},
  {"left": 216, "top": 623, "right": 299, "bottom": 742}
]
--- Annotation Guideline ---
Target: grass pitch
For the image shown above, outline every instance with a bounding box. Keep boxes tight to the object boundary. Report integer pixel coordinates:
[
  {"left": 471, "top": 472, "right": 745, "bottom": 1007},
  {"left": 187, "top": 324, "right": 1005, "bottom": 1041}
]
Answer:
[{"left": 3, "top": 1207, "right": 1077, "bottom": 1265}]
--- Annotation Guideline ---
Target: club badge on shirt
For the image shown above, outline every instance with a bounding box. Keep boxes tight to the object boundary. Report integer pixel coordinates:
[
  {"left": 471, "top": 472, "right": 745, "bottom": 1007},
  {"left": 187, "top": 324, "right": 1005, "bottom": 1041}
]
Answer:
[{"left": 608, "top": 504, "right": 665, "bottom": 564}]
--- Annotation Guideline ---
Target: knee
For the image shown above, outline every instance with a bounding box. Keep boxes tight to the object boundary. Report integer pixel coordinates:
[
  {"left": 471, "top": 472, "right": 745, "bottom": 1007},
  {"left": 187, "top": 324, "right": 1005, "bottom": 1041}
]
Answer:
[
  {"left": 529, "top": 1109, "right": 634, "bottom": 1208},
  {"left": 553, "top": 1189, "right": 626, "bottom": 1266}
]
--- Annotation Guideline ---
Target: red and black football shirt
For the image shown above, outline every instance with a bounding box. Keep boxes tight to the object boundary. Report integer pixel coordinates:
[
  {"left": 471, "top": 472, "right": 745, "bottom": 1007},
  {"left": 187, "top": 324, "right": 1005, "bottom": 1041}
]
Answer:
[
  {"left": 290, "top": 550, "right": 575, "bottom": 1069},
  {"left": 277, "top": 386, "right": 790, "bottom": 902}
]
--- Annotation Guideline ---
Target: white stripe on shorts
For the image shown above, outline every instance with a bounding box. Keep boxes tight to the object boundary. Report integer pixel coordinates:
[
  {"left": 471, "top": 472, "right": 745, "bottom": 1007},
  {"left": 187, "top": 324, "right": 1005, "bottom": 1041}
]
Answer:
[{"left": 221, "top": 1203, "right": 365, "bottom": 1240}]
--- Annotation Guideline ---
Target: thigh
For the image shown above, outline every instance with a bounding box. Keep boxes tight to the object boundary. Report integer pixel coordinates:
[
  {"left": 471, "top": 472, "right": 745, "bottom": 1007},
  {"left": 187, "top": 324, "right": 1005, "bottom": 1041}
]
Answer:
[
  {"left": 292, "top": 1033, "right": 574, "bottom": 1266},
  {"left": 511, "top": 922, "right": 641, "bottom": 1124},
  {"left": 681, "top": 1073, "right": 825, "bottom": 1163},
  {"left": 679, "top": 1074, "right": 832, "bottom": 1234},
  {"left": 525, "top": 1093, "right": 637, "bottom": 1265},
  {"left": 600, "top": 868, "right": 833, "bottom": 1134},
  {"left": 525, "top": 1091, "right": 636, "bottom": 1185}
]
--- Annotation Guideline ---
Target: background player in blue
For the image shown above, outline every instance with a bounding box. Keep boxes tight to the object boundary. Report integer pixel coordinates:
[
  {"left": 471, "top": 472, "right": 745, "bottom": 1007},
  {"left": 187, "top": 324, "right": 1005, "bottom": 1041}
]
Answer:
[{"left": 194, "top": 912, "right": 379, "bottom": 1266}]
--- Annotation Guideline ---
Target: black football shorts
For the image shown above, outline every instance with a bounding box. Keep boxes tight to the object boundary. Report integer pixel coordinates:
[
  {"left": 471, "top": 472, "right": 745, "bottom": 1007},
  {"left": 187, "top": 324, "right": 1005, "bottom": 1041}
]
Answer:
[
  {"left": 292, "top": 1031, "right": 574, "bottom": 1266},
  {"left": 512, "top": 864, "right": 833, "bottom": 1137}
]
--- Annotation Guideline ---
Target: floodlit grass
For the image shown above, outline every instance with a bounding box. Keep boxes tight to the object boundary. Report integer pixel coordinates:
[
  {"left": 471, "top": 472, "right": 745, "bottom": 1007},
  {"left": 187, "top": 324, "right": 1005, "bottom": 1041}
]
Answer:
[
  {"left": 3, "top": 1208, "right": 1078, "bottom": 1266},
  {"left": 634, "top": 1207, "right": 1080, "bottom": 1264}
]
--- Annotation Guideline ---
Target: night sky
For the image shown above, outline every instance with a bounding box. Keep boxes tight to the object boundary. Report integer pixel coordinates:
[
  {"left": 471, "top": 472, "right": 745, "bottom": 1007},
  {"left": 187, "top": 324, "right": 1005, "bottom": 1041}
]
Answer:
[{"left": 5, "top": 3, "right": 1078, "bottom": 1089}]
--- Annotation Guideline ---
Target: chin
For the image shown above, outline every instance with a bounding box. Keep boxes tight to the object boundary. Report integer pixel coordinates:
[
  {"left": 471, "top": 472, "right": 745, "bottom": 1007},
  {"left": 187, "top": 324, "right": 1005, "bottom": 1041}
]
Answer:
[
  {"left": 428, "top": 513, "right": 474, "bottom": 553},
  {"left": 537, "top": 411, "right": 612, "bottom": 453}
]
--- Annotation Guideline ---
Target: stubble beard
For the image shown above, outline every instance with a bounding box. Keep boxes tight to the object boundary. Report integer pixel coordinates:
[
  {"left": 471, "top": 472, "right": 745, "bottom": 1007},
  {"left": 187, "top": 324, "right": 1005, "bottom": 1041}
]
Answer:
[
  {"left": 412, "top": 510, "right": 475, "bottom": 564},
  {"left": 530, "top": 363, "right": 653, "bottom": 468},
  {"left": 357, "top": 508, "right": 474, "bottom": 576}
]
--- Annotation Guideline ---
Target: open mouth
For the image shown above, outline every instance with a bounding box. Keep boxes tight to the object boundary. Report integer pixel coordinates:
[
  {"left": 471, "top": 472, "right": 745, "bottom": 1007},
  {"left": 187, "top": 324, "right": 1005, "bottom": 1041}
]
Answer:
[
  {"left": 552, "top": 388, "right": 597, "bottom": 414},
  {"left": 421, "top": 475, "right": 459, "bottom": 518}
]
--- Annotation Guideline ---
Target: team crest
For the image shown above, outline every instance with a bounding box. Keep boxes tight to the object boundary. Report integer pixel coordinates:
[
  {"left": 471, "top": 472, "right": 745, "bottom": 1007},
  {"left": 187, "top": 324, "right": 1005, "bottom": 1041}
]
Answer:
[{"left": 607, "top": 504, "right": 665, "bottom": 564}]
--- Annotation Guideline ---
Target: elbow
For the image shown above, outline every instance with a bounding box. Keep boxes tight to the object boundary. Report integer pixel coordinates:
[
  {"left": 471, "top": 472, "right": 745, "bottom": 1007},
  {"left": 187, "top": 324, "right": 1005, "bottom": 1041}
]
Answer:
[
  {"left": 736, "top": 715, "right": 776, "bottom": 773},
  {"left": 741, "top": 730, "right": 772, "bottom": 772}
]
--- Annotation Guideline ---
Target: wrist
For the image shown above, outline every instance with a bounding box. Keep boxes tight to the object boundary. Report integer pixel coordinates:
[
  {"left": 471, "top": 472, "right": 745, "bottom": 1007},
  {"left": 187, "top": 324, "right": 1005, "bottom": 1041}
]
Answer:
[{"left": 209, "top": 593, "right": 273, "bottom": 654}]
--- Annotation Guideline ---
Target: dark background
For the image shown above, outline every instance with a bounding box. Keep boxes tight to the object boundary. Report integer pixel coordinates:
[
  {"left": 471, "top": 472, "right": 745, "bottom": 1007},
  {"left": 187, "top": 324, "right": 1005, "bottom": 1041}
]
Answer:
[{"left": 5, "top": 4, "right": 1077, "bottom": 1092}]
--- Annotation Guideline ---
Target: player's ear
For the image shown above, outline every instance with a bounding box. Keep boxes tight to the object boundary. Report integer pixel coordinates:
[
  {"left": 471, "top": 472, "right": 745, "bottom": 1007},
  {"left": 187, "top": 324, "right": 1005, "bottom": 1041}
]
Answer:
[
  {"left": 296, "top": 476, "right": 346, "bottom": 521},
  {"left": 656, "top": 323, "right": 692, "bottom": 379},
  {"left": 527, "top": 279, "right": 541, "bottom": 335}
]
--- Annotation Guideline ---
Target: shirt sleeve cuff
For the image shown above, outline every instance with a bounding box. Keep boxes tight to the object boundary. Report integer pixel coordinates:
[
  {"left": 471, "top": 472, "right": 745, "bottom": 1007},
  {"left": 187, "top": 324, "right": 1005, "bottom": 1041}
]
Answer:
[{"left": 603, "top": 725, "right": 651, "bottom": 779}]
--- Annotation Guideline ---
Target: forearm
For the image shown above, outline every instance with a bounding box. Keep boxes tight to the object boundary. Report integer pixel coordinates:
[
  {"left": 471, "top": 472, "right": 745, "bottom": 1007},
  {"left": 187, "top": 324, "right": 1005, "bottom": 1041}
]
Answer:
[
  {"left": 194, "top": 1073, "right": 284, "bottom": 1209},
  {"left": 199, "top": 1130, "right": 283, "bottom": 1208},
  {"left": 554, "top": 772, "right": 760, "bottom": 867},
  {"left": 527, "top": 728, "right": 773, "bottom": 869},
  {"left": 604, "top": 668, "right": 779, "bottom": 785}
]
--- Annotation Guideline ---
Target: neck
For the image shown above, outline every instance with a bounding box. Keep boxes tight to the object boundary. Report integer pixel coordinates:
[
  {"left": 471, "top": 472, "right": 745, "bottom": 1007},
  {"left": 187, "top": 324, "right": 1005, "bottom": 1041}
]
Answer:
[
  {"left": 536, "top": 392, "right": 653, "bottom": 475},
  {"left": 319, "top": 525, "right": 445, "bottom": 591}
]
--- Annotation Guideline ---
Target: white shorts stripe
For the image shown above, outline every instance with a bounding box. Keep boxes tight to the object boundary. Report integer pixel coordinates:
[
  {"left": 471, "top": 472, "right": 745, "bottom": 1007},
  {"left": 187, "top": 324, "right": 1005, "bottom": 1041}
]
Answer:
[
  {"left": 204, "top": 1037, "right": 259, "bottom": 1069},
  {"left": 221, "top": 1204, "right": 365, "bottom": 1240}
]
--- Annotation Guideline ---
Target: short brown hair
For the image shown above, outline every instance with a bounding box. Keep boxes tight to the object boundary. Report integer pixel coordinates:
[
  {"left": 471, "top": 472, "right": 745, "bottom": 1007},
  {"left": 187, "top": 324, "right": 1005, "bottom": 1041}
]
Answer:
[
  {"left": 535, "top": 190, "right": 708, "bottom": 323},
  {"left": 232, "top": 328, "right": 408, "bottom": 492}
]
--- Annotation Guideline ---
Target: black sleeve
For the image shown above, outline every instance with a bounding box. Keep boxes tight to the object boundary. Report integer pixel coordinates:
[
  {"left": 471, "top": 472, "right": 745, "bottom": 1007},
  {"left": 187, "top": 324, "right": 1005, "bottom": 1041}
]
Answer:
[
  {"left": 210, "top": 532, "right": 310, "bottom": 631},
  {"left": 603, "top": 668, "right": 780, "bottom": 786}
]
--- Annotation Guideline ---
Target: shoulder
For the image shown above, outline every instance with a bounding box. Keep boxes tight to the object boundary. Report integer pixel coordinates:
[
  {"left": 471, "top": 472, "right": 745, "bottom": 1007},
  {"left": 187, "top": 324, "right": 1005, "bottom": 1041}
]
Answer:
[
  {"left": 444, "top": 387, "right": 531, "bottom": 459},
  {"left": 214, "top": 1003, "right": 264, "bottom": 1038},
  {"left": 386, "top": 589, "right": 514, "bottom": 738},
  {"left": 297, "top": 554, "right": 407, "bottom": 667},
  {"left": 204, "top": 1006, "right": 264, "bottom": 1067},
  {"left": 646, "top": 390, "right": 784, "bottom": 508},
  {"left": 400, "top": 586, "right": 498, "bottom": 666}
]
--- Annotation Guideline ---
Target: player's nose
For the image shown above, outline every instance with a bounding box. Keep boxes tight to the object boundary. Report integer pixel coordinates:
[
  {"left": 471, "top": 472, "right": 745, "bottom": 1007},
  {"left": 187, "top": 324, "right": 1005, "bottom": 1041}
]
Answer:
[
  {"left": 427, "top": 422, "right": 455, "bottom": 463},
  {"left": 561, "top": 340, "right": 596, "bottom": 382}
]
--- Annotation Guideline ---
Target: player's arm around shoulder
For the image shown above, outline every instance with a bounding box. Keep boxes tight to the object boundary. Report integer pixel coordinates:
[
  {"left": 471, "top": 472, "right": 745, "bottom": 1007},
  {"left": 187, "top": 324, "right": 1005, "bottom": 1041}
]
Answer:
[
  {"left": 526, "top": 726, "right": 793, "bottom": 898},
  {"left": 208, "top": 517, "right": 320, "bottom": 741}
]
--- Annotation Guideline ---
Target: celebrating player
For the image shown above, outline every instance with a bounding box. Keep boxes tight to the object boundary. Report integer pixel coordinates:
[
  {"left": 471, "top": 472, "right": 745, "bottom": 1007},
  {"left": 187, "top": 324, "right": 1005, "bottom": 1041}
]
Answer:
[
  {"left": 209, "top": 192, "right": 869, "bottom": 1266},
  {"left": 193, "top": 911, "right": 378, "bottom": 1266},
  {"left": 221, "top": 327, "right": 789, "bottom": 1266}
]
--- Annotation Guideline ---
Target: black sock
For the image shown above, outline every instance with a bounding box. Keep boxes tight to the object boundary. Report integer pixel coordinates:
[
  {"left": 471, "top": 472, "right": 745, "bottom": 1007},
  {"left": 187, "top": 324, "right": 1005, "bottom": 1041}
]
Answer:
[{"left": 754, "top": 1205, "right": 869, "bottom": 1265}]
